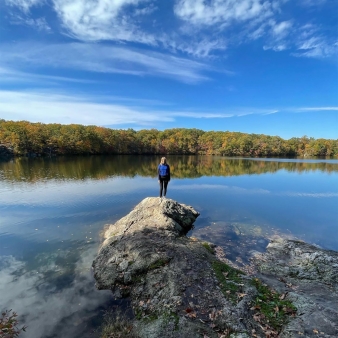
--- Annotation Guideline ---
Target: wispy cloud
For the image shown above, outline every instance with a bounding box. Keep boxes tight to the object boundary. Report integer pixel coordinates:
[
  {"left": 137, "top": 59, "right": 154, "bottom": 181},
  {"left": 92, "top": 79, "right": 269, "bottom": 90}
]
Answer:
[
  {"left": 11, "top": 15, "right": 51, "bottom": 31},
  {"left": 174, "top": 0, "right": 274, "bottom": 27},
  {"left": 53, "top": 0, "right": 155, "bottom": 43},
  {"left": 278, "top": 192, "right": 338, "bottom": 198},
  {"left": 263, "top": 19, "right": 293, "bottom": 51},
  {"left": 295, "top": 107, "right": 338, "bottom": 112},
  {"left": 3, "top": 0, "right": 337, "bottom": 59},
  {"left": 160, "top": 36, "right": 228, "bottom": 58},
  {"left": 300, "top": 0, "right": 327, "bottom": 6},
  {"left": 0, "top": 66, "right": 97, "bottom": 84},
  {"left": 0, "top": 42, "right": 212, "bottom": 83},
  {"left": 173, "top": 0, "right": 337, "bottom": 59},
  {"left": 0, "top": 90, "right": 252, "bottom": 126},
  {"left": 5, "top": 0, "right": 44, "bottom": 13},
  {"left": 1, "top": 89, "right": 322, "bottom": 127},
  {"left": 0, "top": 90, "right": 175, "bottom": 125},
  {"left": 294, "top": 38, "right": 338, "bottom": 59}
]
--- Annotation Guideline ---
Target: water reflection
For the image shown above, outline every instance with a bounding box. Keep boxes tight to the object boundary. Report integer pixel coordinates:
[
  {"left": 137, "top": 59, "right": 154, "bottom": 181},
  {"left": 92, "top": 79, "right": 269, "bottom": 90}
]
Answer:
[
  {"left": 1, "top": 155, "right": 337, "bottom": 183},
  {"left": 0, "top": 155, "right": 337, "bottom": 338},
  {"left": 0, "top": 245, "right": 116, "bottom": 338}
]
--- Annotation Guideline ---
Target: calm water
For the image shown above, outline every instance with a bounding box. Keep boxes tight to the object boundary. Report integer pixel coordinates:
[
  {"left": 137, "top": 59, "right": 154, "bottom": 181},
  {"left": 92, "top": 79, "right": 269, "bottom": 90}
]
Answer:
[{"left": 0, "top": 155, "right": 337, "bottom": 338}]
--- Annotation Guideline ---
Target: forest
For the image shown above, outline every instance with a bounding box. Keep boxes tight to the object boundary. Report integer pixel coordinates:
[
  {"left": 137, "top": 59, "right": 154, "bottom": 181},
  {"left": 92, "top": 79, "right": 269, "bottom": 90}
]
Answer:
[{"left": 0, "top": 119, "right": 337, "bottom": 157}]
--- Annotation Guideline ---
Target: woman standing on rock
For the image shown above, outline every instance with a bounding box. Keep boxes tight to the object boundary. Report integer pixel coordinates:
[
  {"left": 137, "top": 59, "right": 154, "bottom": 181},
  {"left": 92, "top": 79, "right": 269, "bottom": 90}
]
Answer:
[{"left": 158, "top": 157, "right": 170, "bottom": 198}]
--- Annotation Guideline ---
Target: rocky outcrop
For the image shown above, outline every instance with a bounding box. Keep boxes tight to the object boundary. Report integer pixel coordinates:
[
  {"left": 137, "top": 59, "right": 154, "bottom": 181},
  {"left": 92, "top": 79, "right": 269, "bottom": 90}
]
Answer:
[
  {"left": 251, "top": 238, "right": 338, "bottom": 337},
  {"left": 93, "top": 198, "right": 260, "bottom": 337},
  {"left": 93, "top": 198, "right": 338, "bottom": 337}
]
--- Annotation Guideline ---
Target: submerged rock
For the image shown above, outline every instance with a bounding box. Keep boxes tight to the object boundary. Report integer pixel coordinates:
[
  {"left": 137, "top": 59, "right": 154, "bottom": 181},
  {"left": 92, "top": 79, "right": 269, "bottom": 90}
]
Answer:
[{"left": 93, "top": 198, "right": 338, "bottom": 337}]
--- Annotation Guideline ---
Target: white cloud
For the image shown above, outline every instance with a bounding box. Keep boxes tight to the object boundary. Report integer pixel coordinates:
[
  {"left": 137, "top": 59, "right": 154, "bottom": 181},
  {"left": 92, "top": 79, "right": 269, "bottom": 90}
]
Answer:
[
  {"left": 262, "top": 19, "right": 293, "bottom": 51},
  {"left": 53, "top": 0, "right": 155, "bottom": 43},
  {"left": 25, "top": 16, "right": 51, "bottom": 30},
  {"left": 261, "top": 19, "right": 338, "bottom": 58},
  {"left": 300, "top": 0, "right": 327, "bottom": 6},
  {"left": 0, "top": 90, "right": 175, "bottom": 125},
  {"left": 173, "top": 0, "right": 337, "bottom": 59},
  {"left": 9, "top": 13, "right": 52, "bottom": 31},
  {"left": 278, "top": 192, "right": 338, "bottom": 197},
  {"left": 271, "top": 20, "right": 292, "bottom": 37},
  {"left": 5, "top": 0, "right": 44, "bottom": 13},
  {"left": 0, "top": 42, "right": 211, "bottom": 83},
  {"left": 5, "top": 0, "right": 157, "bottom": 43},
  {"left": 162, "top": 37, "right": 228, "bottom": 58},
  {"left": 2, "top": 87, "right": 332, "bottom": 127},
  {"left": 290, "top": 23, "right": 338, "bottom": 58},
  {"left": 295, "top": 37, "right": 338, "bottom": 58},
  {"left": 3, "top": 0, "right": 336, "bottom": 59},
  {"left": 0, "top": 89, "right": 292, "bottom": 127},
  {"left": 295, "top": 107, "right": 338, "bottom": 112},
  {"left": 0, "top": 66, "right": 98, "bottom": 84},
  {"left": 133, "top": 3, "right": 157, "bottom": 16},
  {"left": 174, "top": 0, "right": 274, "bottom": 27}
]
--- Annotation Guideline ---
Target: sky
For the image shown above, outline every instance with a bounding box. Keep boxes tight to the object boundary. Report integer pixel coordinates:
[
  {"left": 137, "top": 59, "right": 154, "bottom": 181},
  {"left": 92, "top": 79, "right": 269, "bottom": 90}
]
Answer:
[{"left": 0, "top": 0, "right": 337, "bottom": 139}]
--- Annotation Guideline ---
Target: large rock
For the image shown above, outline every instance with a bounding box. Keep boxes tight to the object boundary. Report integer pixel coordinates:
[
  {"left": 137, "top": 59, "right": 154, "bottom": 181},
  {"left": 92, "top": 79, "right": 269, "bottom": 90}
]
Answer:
[
  {"left": 251, "top": 238, "right": 338, "bottom": 337},
  {"left": 93, "top": 198, "right": 256, "bottom": 337},
  {"left": 93, "top": 198, "right": 338, "bottom": 337}
]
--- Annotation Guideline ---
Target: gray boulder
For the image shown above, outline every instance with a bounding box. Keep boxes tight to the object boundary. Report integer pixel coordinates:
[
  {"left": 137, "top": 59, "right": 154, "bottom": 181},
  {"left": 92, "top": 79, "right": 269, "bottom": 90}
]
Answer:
[
  {"left": 93, "top": 198, "right": 256, "bottom": 337},
  {"left": 251, "top": 238, "right": 338, "bottom": 337},
  {"left": 93, "top": 198, "right": 338, "bottom": 337}
]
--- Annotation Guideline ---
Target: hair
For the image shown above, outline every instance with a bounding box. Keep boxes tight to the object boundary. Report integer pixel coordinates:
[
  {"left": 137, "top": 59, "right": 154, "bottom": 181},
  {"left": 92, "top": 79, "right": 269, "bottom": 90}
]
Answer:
[{"left": 160, "top": 157, "right": 167, "bottom": 165}]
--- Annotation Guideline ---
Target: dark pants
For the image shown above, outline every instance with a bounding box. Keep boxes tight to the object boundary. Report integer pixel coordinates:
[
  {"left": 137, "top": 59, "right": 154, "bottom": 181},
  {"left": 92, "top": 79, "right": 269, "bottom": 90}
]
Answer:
[{"left": 159, "top": 179, "right": 169, "bottom": 197}]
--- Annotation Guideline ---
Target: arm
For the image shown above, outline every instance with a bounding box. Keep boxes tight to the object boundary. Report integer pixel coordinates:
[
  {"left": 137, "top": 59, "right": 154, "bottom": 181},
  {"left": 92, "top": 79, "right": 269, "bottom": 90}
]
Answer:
[
  {"left": 158, "top": 165, "right": 161, "bottom": 181},
  {"left": 168, "top": 165, "right": 171, "bottom": 181}
]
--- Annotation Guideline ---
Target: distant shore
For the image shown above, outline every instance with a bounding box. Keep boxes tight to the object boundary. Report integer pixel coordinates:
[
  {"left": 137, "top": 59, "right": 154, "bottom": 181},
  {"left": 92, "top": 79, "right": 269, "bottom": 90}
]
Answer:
[{"left": 1, "top": 120, "right": 337, "bottom": 158}]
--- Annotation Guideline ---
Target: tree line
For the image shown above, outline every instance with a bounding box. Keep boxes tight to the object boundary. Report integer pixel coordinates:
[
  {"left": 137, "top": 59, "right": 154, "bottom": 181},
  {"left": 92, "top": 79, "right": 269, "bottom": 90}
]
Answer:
[{"left": 1, "top": 119, "right": 337, "bottom": 157}]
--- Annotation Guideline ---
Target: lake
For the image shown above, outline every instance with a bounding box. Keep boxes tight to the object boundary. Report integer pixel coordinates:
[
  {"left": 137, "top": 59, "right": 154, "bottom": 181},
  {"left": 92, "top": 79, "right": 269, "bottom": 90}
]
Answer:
[{"left": 0, "top": 155, "right": 337, "bottom": 338}]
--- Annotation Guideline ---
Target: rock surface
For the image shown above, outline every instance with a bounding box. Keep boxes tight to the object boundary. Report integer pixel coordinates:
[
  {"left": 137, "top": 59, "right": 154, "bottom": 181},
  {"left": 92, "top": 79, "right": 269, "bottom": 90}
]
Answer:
[
  {"left": 93, "top": 198, "right": 259, "bottom": 337},
  {"left": 93, "top": 198, "right": 338, "bottom": 337},
  {"left": 251, "top": 238, "right": 338, "bottom": 337}
]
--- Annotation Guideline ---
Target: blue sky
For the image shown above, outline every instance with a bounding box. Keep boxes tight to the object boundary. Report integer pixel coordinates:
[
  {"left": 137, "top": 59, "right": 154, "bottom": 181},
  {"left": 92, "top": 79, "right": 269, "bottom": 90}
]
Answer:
[{"left": 0, "top": 0, "right": 337, "bottom": 139}]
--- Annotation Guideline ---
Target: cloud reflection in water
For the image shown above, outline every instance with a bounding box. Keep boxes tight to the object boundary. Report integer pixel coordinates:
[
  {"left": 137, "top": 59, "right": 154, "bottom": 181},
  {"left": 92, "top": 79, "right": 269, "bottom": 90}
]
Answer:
[{"left": 0, "top": 244, "right": 114, "bottom": 338}]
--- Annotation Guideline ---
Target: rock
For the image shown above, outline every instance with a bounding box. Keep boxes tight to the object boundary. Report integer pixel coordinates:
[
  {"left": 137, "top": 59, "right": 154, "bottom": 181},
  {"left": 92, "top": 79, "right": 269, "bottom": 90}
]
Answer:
[
  {"left": 251, "top": 238, "right": 338, "bottom": 337},
  {"left": 93, "top": 198, "right": 338, "bottom": 337},
  {"left": 93, "top": 198, "right": 261, "bottom": 337}
]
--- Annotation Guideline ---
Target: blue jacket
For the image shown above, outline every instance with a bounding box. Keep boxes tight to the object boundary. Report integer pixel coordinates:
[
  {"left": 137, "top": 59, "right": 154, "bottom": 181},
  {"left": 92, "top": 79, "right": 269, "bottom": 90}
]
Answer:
[{"left": 158, "top": 164, "right": 170, "bottom": 181}]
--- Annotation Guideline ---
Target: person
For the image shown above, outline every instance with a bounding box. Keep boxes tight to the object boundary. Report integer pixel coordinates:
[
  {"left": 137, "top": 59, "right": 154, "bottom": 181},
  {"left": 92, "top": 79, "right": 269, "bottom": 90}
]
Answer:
[{"left": 158, "top": 157, "right": 170, "bottom": 198}]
